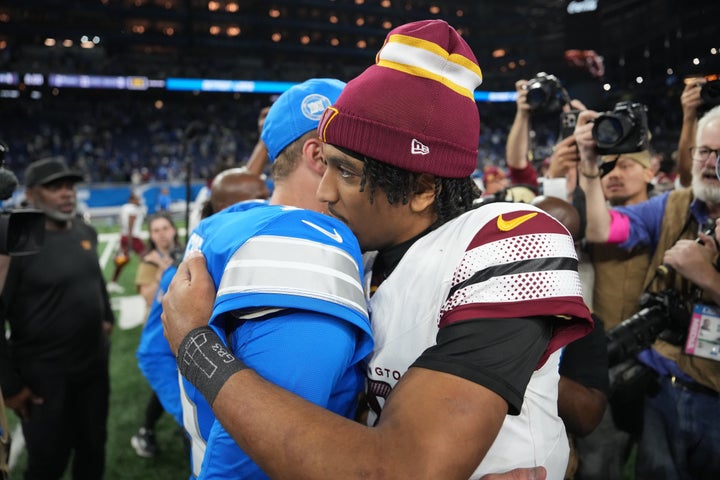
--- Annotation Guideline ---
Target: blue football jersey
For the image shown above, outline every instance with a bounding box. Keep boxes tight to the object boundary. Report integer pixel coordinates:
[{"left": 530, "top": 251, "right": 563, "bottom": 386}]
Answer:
[{"left": 181, "top": 201, "right": 373, "bottom": 479}]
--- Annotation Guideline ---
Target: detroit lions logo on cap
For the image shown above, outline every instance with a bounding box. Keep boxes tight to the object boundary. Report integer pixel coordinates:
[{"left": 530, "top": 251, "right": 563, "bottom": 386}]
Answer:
[{"left": 302, "top": 94, "right": 333, "bottom": 121}]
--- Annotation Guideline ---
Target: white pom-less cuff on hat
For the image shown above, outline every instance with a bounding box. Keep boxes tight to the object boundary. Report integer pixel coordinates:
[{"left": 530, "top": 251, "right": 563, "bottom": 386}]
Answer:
[{"left": 377, "top": 33, "right": 483, "bottom": 101}]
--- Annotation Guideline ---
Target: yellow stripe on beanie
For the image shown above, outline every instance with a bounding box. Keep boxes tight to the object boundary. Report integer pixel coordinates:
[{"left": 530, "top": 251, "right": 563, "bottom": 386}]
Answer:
[{"left": 377, "top": 33, "right": 483, "bottom": 100}]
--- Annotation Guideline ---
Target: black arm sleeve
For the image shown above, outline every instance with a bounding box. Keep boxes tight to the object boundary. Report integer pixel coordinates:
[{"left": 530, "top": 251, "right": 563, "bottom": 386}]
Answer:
[
  {"left": 559, "top": 313, "right": 610, "bottom": 396},
  {"left": 411, "top": 317, "right": 552, "bottom": 415}
]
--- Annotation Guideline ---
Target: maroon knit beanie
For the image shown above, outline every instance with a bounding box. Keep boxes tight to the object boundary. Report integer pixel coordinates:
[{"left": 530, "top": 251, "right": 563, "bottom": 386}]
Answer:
[{"left": 318, "top": 19, "right": 483, "bottom": 178}]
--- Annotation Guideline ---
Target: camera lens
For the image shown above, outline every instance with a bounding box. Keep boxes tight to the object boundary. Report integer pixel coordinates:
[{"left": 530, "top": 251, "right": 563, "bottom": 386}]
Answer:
[
  {"left": 593, "top": 116, "right": 623, "bottom": 146},
  {"left": 526, "top": 85, "right": 546, "bottom": 110}
]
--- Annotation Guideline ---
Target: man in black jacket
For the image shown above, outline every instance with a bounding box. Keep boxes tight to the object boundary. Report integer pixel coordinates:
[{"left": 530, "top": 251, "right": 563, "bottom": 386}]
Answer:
[{"left": 0, "top": 157, "right": 114, "bottom": 479}]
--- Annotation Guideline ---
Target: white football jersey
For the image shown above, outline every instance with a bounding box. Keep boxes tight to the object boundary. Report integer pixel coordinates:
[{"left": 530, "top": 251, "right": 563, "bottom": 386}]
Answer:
[{"left": 364, "top": 201, "right": 591, "bottom": 479}]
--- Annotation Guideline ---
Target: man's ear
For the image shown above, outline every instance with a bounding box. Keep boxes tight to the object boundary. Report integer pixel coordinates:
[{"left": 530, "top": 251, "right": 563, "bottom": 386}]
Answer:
[
  {"left": 643, "top": 167, "right": 655, "bottom": 184},
  {"left": 410, "top": 173, "right": 436, "bottom": 213},
  {"left": 302, "top": 137, "right": 326, "bottom": 175}
]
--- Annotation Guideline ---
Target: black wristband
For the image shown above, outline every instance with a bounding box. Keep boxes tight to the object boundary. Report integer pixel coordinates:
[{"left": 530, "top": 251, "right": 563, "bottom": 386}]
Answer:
[{"left": 176, "top": 326, "right": 246, "bottom": 406}]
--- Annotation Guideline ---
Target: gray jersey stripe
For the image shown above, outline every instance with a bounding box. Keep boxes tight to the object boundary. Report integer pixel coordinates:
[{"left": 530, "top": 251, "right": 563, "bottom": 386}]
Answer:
[
  {"left": 217, "top": 235, "right": 367, "bottom": 316},
  {"left": 233, "top": 236, "right": 359, "bottom": 274}
]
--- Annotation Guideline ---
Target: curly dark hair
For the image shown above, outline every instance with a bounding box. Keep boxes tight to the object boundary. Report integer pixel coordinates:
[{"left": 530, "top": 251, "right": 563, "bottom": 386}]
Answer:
[{"left": 360, "top": 155, "right": 481, "bottom": 228}]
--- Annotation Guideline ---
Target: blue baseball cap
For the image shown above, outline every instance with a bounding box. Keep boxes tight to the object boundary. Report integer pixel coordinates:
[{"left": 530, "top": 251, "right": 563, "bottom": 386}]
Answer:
[{"left": 261, "top": 78, "right": 345, "bottom": 161}]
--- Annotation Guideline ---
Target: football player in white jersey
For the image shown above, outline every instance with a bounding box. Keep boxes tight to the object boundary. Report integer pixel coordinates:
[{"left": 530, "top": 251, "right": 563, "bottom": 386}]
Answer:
[{"left": 163, "top": 19, "right": 592, "bottom": 480}]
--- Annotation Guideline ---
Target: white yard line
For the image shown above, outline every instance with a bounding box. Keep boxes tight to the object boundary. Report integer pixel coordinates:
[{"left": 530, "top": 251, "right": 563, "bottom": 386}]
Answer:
[
  {"left": 99, "top": 233, "right": 121, "bottom": 270},
  {"left": 8, "top": 424, "right": 24, "bottom": 471}
]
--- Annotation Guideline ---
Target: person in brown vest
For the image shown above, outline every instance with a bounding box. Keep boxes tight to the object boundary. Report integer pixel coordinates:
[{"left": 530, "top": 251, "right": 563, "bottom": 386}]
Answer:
[
  {"left": 575, "top": 104, "right": 720, "bottom": 480},
  {"left": 577, "top": 149, "right": 656, "bottom": 480},
  {"left": 591, "top": 149, "right": 656, "bottom": 332}
]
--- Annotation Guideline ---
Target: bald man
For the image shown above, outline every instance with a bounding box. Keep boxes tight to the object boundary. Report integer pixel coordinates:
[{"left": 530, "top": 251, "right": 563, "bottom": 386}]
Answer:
[
  {"left": 200, "top": 168, "right": 270, "bottom": 219},
  {"left": 531, "top": 195, "right": 581, "bottom": 240}
]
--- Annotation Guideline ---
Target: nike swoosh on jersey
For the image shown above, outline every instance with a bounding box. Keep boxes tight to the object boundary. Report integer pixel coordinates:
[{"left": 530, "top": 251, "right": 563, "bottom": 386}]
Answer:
[
  {"left": 301, "top": 220, "right": 344, "bottom": 243},
  {"left": 496, "top": 212, "right": 538, "bottom": 232}
]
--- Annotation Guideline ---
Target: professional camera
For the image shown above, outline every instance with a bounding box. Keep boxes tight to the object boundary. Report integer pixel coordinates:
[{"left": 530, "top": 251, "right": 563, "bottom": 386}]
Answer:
[
  {"left": 0, "top": 143, "right": 44, "bottom": 256},
  {"left": 526, "top": 72, "right": 569, "bottom": 114},
  {"left": 701, "top": 79, "right": 720, "bottom": 106},
  {"left": 606, "top": 289, "right": 690, "bottom": 367},
  {"left": 592, "top": 101, "right": 649, "bottom": 155}
]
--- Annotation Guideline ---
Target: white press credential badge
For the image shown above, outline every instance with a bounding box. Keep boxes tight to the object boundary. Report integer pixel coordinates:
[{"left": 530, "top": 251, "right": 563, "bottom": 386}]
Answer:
[{"left": 684, "top": 303, "right": 720, "bottom": 361}]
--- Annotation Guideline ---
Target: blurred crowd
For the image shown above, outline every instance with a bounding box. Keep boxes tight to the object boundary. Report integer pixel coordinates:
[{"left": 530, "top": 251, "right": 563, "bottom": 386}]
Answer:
[
  {"left": 0, "top": 78, "right": 689, "bottom": 193},
  {"left": 0, "top": 94, "right": 266, "bottom": 185}
]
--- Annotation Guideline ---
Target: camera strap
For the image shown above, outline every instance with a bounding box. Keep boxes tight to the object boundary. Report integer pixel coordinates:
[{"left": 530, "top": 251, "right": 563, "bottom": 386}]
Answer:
[{"left": 598, "top": 156, "right": 620, "bottom": 178}]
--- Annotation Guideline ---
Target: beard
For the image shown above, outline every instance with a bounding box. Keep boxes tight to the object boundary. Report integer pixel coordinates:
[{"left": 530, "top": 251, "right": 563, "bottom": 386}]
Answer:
[
  {"left": 692, "top": 173, "right": 720, "bottom": 205},
  {"left": 33, "top": 197, "right": 76, "bottom": 222}
]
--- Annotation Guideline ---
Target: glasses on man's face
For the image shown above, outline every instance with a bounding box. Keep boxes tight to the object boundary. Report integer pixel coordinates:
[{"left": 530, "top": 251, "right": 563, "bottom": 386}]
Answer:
[{"left": 690, "top": 146, "right": 720, "bottom": 163}]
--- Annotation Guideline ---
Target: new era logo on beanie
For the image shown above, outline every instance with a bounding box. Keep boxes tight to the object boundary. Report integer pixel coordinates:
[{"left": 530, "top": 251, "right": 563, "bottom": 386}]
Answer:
[
  {"left": 411, "top": 139, "right": 430, "bottom": 155},
  {"left": 318, "top": 19, "right": 483, "bottom": 178},
  {"left": 262, "top": 78, "right": 346, "bottom": 161}
]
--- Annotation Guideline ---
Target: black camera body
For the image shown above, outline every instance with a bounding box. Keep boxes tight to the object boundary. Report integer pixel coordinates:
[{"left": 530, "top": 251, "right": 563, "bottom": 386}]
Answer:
[
  {"left": 701, "top": 79, "right": 720, "bottom": 106},
  {"left": 0, "top": 143, "right": 44, "bottom": 256},
  {"left": 592, "top": 101, "right": 649, "bottom": 155},
  {"left": 0, "top": 208, "right": 44, "bottom": 256},
  {"left": 526, "top": 72, "right": 567, "bottom": 114},
  {"left": 606, "top": 289, "right": 691, "bottom": 367}
]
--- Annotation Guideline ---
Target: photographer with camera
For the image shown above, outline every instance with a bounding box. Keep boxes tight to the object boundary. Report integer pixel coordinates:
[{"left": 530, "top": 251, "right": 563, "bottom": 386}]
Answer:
[
  {"left": 506, "top": 74, "right": 587, "bottom": 204},
  {"left": 577, "top": 147, "right": 657, "bottom": 480},
  {"left": 678, "top": 78, "right": 720, "bottom": 190},
  {"left": 590, "top": 146, "right": 657, "bottom": 331},
  {"left": 576, "top": 103, "right": 720, "bottom": 479},
  {"left": 0, "top": 157, "right": 114, "bottom": 479}
]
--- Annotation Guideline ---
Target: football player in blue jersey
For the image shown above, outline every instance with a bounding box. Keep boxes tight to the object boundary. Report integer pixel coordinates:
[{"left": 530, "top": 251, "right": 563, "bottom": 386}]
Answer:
[{"left": 179, "top": 78, "right": 374, "bottom": 479}]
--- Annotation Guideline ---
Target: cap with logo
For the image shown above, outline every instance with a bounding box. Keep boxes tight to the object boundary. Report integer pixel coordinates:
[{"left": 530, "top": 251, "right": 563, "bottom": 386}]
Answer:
[
  {"left": 261, "top": 78, "right": 346, "bottom": 161},
  {"left": 24, "top": 157, "right": 83, "bottom": 187},
  {"left": 599, "top": 149, "right": 651, "bottom": 177},
  {"left": 318, "top": 19, "right": 483, "bottom": 178}
]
